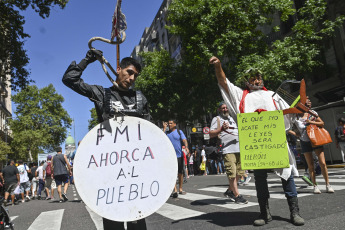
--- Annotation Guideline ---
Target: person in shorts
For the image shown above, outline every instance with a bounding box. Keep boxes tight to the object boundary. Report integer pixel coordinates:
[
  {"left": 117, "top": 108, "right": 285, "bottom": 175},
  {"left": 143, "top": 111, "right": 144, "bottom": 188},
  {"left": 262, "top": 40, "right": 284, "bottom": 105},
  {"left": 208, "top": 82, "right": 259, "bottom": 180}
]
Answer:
[
  {"left": 17, "top": 160, "right": 31, "bottom": 202},
  {"left": 164, "top": 119, "right": 190, "bottom": 198},
  {"left": 289, "top": 98, "right": 334, "bottom": 194},
  {"left": 210, "top": 102, "right": 248, "bottom": 204},
  {"left": 52, "top": 147, "right": 71, "bottom": 203},
  {"left": 2, "top": 160, "right": 20, "bottom": 206},
  {"left": 43, "top": 155, "right": 53, "bottom": 200}
]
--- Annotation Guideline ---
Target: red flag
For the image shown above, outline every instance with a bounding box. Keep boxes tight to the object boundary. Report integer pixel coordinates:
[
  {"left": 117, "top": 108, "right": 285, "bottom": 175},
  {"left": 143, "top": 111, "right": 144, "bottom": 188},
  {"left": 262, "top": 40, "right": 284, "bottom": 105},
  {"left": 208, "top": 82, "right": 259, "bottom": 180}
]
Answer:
[{"left": 111, "top": 0, "right": 127, "bottom": 41}]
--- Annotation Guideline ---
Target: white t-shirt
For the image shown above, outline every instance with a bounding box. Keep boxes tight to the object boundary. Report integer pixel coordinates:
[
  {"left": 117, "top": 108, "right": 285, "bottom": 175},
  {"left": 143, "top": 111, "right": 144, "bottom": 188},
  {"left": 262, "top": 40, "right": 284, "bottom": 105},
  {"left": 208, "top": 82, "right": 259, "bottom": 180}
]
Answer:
[
  {"left": 201, "top": 149, "right": 206, "bottom": 162},
  {"left": 17, "top": 164, "right": 29, "bottom": 183},
  {"left": 210, "top": 115, "right": 240, "bottom": 154},
  {"left": 37, "top": 166, "right": 45, "bottom": 180},
  {"left": 189, "top": 154, "right": 194, "bottom": 163}
]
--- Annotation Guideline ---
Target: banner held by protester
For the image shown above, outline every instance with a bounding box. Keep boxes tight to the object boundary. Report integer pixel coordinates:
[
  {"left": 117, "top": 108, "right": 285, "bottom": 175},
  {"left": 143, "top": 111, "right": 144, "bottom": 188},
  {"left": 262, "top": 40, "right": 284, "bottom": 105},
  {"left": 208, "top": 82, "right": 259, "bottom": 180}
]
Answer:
[
  {"left": 73, "top": 116, "right": 177, "bottom": 222},
  {"left": 237, "top": 110, "right": 290, "bottom": 170}
]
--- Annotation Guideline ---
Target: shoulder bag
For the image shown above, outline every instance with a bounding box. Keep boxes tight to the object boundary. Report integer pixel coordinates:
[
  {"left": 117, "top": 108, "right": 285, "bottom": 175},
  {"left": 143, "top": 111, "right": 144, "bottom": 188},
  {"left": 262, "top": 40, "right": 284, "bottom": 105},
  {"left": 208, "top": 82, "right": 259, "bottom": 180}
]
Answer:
[{"left": 307, "top": 124, "right": 332, "bottom": 147}]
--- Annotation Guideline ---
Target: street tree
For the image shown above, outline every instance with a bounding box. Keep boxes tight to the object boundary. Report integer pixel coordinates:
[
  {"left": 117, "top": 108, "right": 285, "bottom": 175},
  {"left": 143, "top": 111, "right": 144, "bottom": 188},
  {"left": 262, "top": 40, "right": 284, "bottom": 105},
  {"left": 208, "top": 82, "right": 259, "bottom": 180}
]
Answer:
[
  {"left": 88, "top": 108, "right": 98, "bottom": 131},
  {"left": 0, "top": 0, "right": 69, "bottom": 91},
  {"left": 0, "top": 139, "right": 12, "bottom": 161},
  {"left": 10, "top": 84, "right": 72, "bottom": 160},
  {"left": 167, "top": 0, "right": 345, "bottom": 92},
  {"left": 136, "top": 49, "right": 221, "bottom": 122}
]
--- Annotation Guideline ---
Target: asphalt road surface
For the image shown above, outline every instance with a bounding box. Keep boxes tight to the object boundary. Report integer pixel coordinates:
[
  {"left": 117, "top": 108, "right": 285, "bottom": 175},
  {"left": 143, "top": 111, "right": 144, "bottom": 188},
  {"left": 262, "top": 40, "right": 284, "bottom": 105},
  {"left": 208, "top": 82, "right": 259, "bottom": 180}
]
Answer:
[{"left": 7, "top": 168, "right": 345, "bottom": 230}]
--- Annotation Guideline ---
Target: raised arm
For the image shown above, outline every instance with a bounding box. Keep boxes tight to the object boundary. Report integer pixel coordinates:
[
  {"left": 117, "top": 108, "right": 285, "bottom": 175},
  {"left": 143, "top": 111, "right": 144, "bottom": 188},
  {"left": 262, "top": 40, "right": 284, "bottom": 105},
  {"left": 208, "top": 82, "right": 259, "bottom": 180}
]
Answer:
[
  {"left": 62, "top": 50, "right": 104, "bottom": 102},
  {"left": 209, "top": 56, "right": 230, "bottom": 95}
]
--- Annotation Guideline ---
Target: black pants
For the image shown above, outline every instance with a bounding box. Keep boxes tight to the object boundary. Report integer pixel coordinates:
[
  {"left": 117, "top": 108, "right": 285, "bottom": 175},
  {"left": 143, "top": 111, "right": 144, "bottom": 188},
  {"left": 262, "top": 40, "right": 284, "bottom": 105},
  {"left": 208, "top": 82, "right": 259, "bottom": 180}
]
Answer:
[{"left": 103, "top": 218, "right": 147, "bottom": 230}]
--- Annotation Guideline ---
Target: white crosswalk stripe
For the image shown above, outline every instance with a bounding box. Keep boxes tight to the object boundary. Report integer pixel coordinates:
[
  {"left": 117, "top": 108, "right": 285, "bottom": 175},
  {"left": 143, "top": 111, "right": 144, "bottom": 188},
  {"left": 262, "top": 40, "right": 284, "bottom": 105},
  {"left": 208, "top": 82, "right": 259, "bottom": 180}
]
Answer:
[
  {"left": 176, "top": 192, "right": 258, "bottom": 209},
  {"left": 156, "top": 203, "right": 205, "bottom": 221},
  {"left": 27, "top": 209, "right": 64, "bottom": 230},
  {"left": 200, "top": 186, "right": 312, "bottom": 199},
  {"left": 267, "top": 178, "right": 345, "bottom": 183},
  {"left": 240, "top": 182, "right": 345, "bottom": 191}
]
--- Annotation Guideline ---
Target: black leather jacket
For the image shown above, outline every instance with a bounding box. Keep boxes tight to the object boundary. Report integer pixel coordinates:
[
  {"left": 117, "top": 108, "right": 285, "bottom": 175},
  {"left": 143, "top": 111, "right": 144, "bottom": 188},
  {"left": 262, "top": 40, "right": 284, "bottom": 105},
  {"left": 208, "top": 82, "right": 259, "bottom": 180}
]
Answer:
[{"left": 62, "top": 61, "right": 150, "bottom": 123}]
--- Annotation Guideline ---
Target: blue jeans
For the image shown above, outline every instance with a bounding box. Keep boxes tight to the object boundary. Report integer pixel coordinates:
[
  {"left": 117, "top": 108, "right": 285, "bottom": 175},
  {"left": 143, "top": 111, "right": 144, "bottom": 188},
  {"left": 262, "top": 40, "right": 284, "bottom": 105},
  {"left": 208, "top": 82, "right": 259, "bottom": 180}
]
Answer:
[
  {"left": 217, "top": 160, "right": 224, "bottom": 174},
  {"left": 254, "top": 169, "right": 297, "bottom": 199},
  {"left": 37, "top": 179, "right": 45, "bottom": 196}
]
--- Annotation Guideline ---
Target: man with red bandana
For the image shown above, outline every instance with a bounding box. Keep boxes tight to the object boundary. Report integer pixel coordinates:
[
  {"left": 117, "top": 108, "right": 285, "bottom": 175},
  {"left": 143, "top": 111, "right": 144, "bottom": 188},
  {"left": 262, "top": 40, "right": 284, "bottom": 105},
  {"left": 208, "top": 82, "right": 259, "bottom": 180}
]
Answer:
[{"left": 210, "top": 56, "right": 304, "bottom": 226}]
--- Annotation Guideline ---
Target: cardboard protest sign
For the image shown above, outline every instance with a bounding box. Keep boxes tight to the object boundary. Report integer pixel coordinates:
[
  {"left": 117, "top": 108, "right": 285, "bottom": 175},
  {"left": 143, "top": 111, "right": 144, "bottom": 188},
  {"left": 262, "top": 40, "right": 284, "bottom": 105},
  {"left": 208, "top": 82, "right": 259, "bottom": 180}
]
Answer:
[
  {"left": 74, "top": 117, "right": 177, "bottom": 222},
  {"left": 237, "top": 110, "right": 290, "bottom": 170}
]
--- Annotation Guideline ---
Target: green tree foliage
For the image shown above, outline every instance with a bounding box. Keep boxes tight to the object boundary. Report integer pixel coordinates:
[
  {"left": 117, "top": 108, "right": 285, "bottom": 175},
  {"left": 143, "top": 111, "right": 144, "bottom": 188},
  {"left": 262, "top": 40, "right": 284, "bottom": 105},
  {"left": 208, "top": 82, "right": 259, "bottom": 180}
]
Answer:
[
  {"left": 136, "top": 49, "right": 221, "bottom": 121},
  {"left": 0, "top": 0, "right": 69, "bottom": 91},
  {"left": 168, "top": 0, "right": 345, "bottom": 90},
  {"left": 10, "top": 84, "right": 72, "bottom": 159},
  {"left": 0, "top": 139, "right": 12, "bottom": 161},
  {"left": 88, "top": 108, "right": 98, "bottom": 131}
]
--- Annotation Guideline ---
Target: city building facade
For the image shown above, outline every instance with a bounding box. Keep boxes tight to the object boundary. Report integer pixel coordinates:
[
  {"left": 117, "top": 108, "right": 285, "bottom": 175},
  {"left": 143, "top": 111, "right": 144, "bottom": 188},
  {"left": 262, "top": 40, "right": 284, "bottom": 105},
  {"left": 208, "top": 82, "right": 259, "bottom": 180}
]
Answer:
[{"left": 0, "top": 71, "right": 12, "bottom": 144}]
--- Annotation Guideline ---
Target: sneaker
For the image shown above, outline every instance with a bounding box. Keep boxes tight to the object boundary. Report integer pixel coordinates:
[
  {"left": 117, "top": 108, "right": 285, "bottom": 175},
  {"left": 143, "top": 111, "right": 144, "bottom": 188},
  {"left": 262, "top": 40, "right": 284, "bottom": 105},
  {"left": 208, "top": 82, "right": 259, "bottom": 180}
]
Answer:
[
  {"left": 25, "top": 196, "right": 30, "bottom": 201},
  {"left": 301, "top": 176, "right": 313, "bottom": 186},
  {"left": 326, "top": 185, "right": 335, "bottom": 193},
  {"left": 46, "top": 197, "right": 51, "bottom": 200},
  {"left": 37, "top": 196, "right": 41, "bottom": 200},
  {"left": 51, "top": 197, "right": 55, "bottom": 201},
  {"left": 313, "top": 185, "right": 321, "bottom": 194},
  {"left": 243, "top": 176, "right": 252, "bottom": 185},
  {"left": 234, "top": 195, "right": 248, "bottom": 204},
  {"left": 223, "top": 189, "right": 236, "bottom": 202},
  {"left": 21, "top": 199, "right": 25, "bottom": 203},
  {"left": 62, "top": 193, "right": 68, "bottom": 202},
  {"left": 59, "top": 199, "right": 64, "bottom": 203}
]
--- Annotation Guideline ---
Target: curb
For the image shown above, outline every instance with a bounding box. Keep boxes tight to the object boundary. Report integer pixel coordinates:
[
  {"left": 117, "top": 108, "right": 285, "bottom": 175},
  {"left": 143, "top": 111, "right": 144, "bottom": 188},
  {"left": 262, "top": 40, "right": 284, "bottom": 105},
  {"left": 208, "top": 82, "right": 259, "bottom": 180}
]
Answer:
[{"left": 327, "top": 164, "right": 345, "bottom": 168}]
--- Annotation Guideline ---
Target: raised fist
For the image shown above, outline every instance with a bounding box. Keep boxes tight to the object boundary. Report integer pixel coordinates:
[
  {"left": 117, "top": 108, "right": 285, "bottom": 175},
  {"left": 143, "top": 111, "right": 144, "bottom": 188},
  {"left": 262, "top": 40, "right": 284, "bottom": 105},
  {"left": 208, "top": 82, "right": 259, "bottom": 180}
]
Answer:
[{"left": 85, "top": 49, "right": 103, "bottom": 63}]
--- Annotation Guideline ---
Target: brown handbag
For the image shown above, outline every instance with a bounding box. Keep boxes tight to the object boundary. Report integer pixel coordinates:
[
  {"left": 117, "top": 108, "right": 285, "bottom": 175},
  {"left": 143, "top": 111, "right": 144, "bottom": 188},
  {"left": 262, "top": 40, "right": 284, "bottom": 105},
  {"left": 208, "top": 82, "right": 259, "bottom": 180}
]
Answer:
[{"left": 306, "top": 124, "right": 332, "bottom": 147}]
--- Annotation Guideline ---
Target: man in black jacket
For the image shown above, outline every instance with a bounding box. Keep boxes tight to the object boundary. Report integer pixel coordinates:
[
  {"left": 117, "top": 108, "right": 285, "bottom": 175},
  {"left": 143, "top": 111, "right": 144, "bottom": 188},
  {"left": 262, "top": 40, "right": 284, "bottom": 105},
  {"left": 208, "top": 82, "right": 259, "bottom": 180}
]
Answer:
[
  {"left": 62, "top": 50, "right": 149, "bottom": 230},
  {"left": 62, "top": 50, "right": 150, "bottom": 123}
]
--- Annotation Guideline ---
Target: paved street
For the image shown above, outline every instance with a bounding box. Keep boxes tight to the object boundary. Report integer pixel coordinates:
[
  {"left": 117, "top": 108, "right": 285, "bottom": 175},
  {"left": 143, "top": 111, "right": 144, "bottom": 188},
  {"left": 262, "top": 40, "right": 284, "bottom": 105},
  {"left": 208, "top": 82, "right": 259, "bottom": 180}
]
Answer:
[{"left": 7, "top": 168, "right": 345, "bottom": 230}]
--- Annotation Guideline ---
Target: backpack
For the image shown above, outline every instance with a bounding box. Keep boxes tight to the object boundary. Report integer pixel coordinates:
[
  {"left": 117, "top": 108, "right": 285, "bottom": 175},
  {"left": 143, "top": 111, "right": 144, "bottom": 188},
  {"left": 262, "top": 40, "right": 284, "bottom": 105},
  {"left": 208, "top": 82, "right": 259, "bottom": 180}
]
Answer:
[{"left": 46, "top": 162, "right": 52, "bottom": 177}]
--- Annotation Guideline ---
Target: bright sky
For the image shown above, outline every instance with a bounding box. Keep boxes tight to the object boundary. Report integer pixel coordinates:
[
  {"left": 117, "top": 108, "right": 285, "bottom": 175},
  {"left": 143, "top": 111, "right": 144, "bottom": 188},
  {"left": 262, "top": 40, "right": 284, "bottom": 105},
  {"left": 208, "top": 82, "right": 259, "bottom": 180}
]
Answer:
[{"left": 20, "top": 0, "right": 163, "bottom": 151}]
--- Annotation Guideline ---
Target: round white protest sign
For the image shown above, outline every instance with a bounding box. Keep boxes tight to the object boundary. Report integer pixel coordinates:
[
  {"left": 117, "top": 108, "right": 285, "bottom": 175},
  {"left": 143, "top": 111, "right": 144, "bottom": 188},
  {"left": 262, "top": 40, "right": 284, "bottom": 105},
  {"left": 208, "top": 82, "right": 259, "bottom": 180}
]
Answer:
[{"left": 74, "top": 117, "right": 177, "bottom": 222}]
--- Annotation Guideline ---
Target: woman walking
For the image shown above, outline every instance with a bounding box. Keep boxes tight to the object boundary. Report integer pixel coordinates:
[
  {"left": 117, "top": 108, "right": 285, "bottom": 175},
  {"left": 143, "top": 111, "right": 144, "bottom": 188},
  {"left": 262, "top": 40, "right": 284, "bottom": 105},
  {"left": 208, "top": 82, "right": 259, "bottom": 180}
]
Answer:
[{"left": 289, "top": 98, "right": 334, "bottom": 194}]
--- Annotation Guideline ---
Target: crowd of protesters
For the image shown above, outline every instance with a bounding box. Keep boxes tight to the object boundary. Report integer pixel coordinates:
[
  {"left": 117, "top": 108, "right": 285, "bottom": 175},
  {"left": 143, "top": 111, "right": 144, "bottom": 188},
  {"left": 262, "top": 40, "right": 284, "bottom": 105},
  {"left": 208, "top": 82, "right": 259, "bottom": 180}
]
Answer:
[
  {"left": 0, "top": 147, "right": 74, "bottom": 206},
  {"left": 163, "top": 136, "right": 251, "bottom": 185}
]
